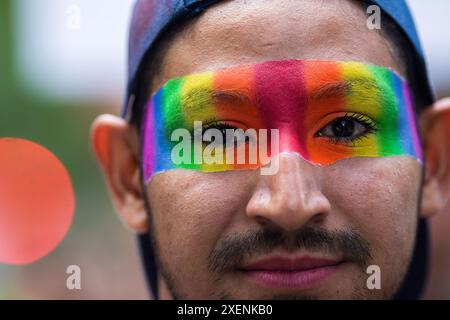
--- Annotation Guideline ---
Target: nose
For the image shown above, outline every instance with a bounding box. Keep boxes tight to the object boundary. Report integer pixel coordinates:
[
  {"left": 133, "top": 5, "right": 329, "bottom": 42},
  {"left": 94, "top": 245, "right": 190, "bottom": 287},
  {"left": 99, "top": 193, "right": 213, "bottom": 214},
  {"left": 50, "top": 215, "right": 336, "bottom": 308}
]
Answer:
[{"left": 246, "top": 153, "right": 331, "bottom": 231}]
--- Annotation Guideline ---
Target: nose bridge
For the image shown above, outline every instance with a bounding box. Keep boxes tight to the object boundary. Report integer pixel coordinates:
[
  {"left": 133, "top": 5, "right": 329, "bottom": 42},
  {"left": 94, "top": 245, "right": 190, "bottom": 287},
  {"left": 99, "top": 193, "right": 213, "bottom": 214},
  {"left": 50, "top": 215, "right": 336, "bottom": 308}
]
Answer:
[
  {"left": 269, "top": 153, "right": 317, "bottom": 210},
  {"left": 246, "top": 152, "right": 331, "bottom": 231}
]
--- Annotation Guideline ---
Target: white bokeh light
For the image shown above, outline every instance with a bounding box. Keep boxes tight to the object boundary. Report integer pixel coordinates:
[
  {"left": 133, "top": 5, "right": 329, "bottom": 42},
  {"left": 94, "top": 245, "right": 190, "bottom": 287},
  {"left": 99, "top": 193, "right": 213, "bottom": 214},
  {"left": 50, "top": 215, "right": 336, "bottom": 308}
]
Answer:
[
  {"left": 408, "top": 0, "right": 450, "bottom": 95},
  {"left": 14, "top": 0, "right": 134, "bottom": 102},
  {"left": 13, "top": 0, "right": 450, "bottom": 102}
]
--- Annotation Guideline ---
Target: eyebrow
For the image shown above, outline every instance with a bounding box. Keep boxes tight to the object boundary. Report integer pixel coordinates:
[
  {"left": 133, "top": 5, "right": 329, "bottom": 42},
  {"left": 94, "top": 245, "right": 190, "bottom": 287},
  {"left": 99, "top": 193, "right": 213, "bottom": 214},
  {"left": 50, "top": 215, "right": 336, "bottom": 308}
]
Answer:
[
  {"left": 310, "top": 81, "right": 352, "bottom": 101},
  {"left": 182, "top": 87, "right": 251, "bottom": 114},
  {"left": 211, "top": 89, "right": 251, "bottom": 105},
  {"left": 310, "top": 78, "right": 386, "bottom": 101},
  {"left": 181, "top": 77, "right": 384, "bottom": 111}
]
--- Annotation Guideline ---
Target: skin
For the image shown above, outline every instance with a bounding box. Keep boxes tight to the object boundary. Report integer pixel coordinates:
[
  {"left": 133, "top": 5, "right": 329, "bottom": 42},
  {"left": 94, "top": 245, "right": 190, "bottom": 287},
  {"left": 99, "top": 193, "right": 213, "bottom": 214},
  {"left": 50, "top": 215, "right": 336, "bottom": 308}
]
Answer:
[{"left": 92, "top": 0, "right": 450, "bottom": 299}]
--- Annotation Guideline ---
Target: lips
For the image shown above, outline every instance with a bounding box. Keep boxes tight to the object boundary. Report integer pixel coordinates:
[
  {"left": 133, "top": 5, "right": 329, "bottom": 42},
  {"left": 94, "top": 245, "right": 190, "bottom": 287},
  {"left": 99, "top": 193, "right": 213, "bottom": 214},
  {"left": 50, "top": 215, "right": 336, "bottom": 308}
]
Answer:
[{"left": 241, "top": 256, "right": 342, "bottom": 289}]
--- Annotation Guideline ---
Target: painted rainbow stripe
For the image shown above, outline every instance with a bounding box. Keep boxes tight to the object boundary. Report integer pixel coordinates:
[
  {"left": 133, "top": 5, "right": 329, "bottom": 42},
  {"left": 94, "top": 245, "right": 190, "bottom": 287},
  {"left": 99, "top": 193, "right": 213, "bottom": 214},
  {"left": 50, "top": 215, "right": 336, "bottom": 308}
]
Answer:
[{"left": 141, "top": 59, "right": 423, "bottom": 183}]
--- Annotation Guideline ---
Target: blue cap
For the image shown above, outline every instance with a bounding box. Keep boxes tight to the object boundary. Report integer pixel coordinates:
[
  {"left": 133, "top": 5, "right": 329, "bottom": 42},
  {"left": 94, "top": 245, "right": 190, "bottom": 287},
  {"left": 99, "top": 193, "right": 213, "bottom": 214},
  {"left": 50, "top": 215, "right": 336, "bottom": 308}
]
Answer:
[
  {"left": 128, "top": 0, "right": 431, "bottom": 299},
  {"left": 123, "top": 0, "right": 435, "bottom": 119}
]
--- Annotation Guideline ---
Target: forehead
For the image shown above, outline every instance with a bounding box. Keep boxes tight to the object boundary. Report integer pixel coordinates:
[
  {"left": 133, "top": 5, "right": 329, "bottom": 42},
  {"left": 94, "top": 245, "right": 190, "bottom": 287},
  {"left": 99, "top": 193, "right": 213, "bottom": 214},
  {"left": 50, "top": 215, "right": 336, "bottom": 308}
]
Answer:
[{"left": 152, "top": 0, "right": 400, "bottom": 91}]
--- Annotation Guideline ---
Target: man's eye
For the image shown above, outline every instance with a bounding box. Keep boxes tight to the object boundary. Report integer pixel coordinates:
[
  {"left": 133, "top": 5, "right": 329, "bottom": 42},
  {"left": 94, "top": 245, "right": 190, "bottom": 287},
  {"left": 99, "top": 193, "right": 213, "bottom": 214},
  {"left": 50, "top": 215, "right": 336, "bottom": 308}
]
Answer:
[
  {"left": 315, "top": 115, "right": 377, "bottom": 143},
  {"left": 203, "top": 123, "right": 237, "bottom": 142}
]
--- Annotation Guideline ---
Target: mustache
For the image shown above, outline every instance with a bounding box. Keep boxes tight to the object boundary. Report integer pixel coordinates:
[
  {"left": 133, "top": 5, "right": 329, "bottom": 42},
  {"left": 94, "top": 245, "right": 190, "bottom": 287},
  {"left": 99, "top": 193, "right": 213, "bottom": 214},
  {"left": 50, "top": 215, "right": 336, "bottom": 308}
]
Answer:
[{"left": 208, "top": 227, "right": 372, "bottom": 273}]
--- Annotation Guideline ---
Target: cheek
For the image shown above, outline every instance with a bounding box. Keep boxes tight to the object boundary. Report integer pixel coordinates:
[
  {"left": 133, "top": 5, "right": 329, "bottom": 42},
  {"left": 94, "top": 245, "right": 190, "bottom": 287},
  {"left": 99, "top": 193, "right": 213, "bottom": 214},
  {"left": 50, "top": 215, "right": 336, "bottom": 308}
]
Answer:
[
  {"left": 147, "top": 170, "right": 255, "bottom": 272},
  {"left": 324, "top": 157, "right": 422, "bottom": 262}
]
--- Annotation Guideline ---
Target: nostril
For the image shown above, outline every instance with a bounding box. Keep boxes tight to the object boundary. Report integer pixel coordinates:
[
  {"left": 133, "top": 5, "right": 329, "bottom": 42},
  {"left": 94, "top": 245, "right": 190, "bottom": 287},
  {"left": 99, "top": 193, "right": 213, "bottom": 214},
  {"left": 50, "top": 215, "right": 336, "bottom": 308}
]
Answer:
[
  {"left": 254, "top": 215, "right": 272, "bottom": 227},
  {"left": 309, "top": 212, "right": 327, "bottom": 225}
]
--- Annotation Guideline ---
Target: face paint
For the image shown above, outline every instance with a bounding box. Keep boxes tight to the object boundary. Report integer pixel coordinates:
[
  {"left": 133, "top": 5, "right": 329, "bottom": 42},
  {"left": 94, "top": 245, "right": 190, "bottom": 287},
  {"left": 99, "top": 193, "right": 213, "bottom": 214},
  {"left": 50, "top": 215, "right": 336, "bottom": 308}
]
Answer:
[{"left": 141, "top": 59, "right": 423, "bottom": 183}]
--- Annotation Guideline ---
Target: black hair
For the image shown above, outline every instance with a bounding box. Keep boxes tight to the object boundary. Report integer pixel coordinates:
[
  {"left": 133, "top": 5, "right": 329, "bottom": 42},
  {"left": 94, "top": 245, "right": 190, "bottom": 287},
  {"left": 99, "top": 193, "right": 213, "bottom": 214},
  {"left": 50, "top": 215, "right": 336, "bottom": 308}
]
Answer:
[{"left": 129, "top": 18, "right": 194, "bottom": 130}]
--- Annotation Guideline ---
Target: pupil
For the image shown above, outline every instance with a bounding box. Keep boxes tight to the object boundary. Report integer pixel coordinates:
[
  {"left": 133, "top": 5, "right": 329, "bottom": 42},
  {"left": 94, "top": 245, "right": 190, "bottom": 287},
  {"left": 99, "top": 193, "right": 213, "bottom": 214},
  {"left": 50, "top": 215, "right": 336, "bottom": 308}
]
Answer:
[{"left": 332, "top": 119, "right": 355, "bottom": 137}]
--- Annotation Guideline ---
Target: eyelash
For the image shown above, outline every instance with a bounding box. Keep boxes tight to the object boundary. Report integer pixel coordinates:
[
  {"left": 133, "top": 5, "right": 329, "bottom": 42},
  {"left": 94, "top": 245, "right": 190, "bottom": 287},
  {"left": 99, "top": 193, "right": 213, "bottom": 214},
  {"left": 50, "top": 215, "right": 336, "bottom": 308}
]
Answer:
[
  {"left": 202, "top": 121, "right": 239, "bottom": 132},
  {"left": 316, "top": 113, "right": 379, "bottom": 146},
  {"left": 189, "top": 114, "right": 378, "bottom": 147},
  {"left": 189, "top": 118, "right": 241, "bottom": 135},
  {"left": 189, "top": 119, "right": 247, "bottom": 145}
]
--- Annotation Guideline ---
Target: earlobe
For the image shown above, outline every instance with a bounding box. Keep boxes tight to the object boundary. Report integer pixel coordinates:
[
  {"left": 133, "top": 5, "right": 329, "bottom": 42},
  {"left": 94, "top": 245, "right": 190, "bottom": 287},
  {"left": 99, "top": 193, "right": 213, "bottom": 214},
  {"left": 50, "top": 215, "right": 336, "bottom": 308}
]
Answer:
[
  {"left": 91, "top": 114, "right": 149, "bottom": 233},
  {"left": 420, "top": 98, "right": 450, "bottom": 218}
]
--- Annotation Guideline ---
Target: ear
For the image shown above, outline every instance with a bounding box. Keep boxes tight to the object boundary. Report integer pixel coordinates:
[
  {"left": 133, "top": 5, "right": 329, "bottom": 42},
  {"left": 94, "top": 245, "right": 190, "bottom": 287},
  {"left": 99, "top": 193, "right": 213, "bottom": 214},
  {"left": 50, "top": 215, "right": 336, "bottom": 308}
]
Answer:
[
  {"left": 91, "top": 114, "right": 149, "bottom": 233},
  {"left": 420, "top": 98, "right": 450, "bottom": 218}
]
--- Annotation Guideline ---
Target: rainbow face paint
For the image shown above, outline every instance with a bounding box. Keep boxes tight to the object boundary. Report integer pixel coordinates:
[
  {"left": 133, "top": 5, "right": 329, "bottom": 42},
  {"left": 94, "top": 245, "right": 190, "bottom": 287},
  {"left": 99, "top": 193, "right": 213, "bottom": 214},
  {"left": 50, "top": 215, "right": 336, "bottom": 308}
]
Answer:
[{"left": 141, "top": 59, "right": 423, "bottom": 183}]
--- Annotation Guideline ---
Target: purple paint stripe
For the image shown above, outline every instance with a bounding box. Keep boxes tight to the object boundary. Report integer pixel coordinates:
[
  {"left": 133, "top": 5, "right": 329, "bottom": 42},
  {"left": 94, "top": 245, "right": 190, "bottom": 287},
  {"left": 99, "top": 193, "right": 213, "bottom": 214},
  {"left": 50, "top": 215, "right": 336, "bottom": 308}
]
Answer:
[{"left": 403, "top": 82, "right": 423, "bottom": 162}]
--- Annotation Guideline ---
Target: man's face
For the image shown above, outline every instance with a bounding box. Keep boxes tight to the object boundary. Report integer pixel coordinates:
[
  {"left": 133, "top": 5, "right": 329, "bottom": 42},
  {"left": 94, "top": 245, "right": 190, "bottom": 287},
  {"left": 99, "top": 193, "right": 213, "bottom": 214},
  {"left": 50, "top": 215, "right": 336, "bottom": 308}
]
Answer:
[{"left": 142, "top": 0, "right": 422, "bottom": 299}]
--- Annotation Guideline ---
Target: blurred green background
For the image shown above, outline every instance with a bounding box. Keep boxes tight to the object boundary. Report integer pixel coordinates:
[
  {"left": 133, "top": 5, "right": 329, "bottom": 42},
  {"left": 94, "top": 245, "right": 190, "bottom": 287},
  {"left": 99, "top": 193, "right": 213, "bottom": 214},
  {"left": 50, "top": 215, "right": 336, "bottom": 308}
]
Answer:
[{"left": 0, "top": 0, "right": 147, "bottom": 299}]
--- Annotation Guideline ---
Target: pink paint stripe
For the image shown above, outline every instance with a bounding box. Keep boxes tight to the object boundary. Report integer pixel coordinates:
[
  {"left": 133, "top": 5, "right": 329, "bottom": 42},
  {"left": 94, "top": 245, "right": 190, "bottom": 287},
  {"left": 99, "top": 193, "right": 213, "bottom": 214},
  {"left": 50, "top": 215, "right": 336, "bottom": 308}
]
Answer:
[{"left": 253, "top": 60, "right": 309, "bottom": 158}]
